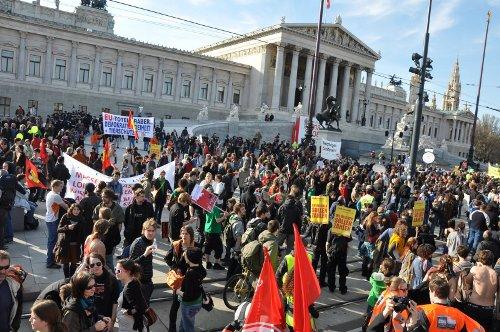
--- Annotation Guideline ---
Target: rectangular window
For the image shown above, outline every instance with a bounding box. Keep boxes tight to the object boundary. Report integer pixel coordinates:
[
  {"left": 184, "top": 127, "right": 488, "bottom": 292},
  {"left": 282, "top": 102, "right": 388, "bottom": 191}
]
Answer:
[
  {"left": 182, "top": 80, "right": 191, "bottom": 98},
  {"left": 0, "top": 96, "right": 11, "bottom": 117},
  {"left": 163, "top": 77, "right": 173, "bottom": 95},
  {"left": 54, "top": 59, "right": 66, "bottom": 80},
  {"left": 79, "top": 63, "right": 90, "bottom": 83},
  {"left": 1, "top": 50, "right": 14, "bottom": 73},
  {"left": 102, "top": 66, "right": 112, "bottom": 87},
  {"left": 217, "top": 86, "right": 225, "bottom": 103},
  {"left": 28, "top": 55, "right": 41, "bottom": 77},
  {"left": 434, "top": 127, "right": 438, "bottom": 138},
  {"left": 144, "top": 73, "right": 153, "bottom": 93},
  {"left": 199, "top": 83, "right": 208, "bottom": 100},
  {"left": 233, "top": 88, "right": 240, "bottom": 105},
  {"left": 54, "top": 103, "right": 63, "bottom": 112},
  {"left": 124, "top": 70, "right": 133, "bottom": 90}
]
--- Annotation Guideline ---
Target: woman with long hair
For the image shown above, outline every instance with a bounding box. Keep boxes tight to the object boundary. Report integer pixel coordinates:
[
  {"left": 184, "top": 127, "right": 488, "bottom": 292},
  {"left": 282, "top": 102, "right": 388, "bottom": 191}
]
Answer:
[
  {"left": 164, "top": 225, "right": 196, "bottom": 332},
  {"left": 360, "top": 212, "right": 380, "bottom": 278},
  {"left": 30, "top": 300, "right": 67, "bottom": 332},
  {"left": 55, "top": 203, "right": 84, "bottom": 278},
  {"left": 83, "top": 219, "right": 108, "bottom": 259},
  {"left": 115, "top": 259, "right": 147, "bottom": 331}
]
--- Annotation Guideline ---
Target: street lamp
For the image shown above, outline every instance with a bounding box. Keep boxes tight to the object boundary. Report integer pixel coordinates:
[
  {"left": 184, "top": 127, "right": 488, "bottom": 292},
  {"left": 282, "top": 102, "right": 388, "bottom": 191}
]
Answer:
[{"left": 361, "top": 99, "right": 368, "bottom": 126}]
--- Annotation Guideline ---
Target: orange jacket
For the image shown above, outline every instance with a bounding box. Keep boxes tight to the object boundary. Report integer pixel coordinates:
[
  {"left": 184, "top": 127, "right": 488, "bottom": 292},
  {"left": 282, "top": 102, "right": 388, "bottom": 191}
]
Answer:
[
  {"left": 418, "top": 303, "right": 485, "bottom": 332},
  {"left": 369, "top": 290, "right": 410, "bottom": 332}
]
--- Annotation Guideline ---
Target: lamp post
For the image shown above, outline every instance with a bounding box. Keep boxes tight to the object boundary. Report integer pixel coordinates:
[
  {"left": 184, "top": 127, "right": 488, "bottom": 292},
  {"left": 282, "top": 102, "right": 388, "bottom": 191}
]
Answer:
[
  {"left": 304, "top": 0, "right": 325, "bottom": 145},
  {"left": 408, "top": 0, "right": 433, "bottom": 179},
  {"left": 361, "top": 99, "right": 367, "bottom": 126},
  {"left": 467, "top": 10, "right": 492, "bottom": 167}
]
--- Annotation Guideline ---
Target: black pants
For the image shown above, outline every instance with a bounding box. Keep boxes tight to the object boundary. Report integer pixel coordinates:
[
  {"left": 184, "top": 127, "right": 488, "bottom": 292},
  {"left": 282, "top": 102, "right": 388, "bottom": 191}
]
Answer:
[
  {"left": 169, "top": 292, "right": 180, "bottom": 331},
  {"left": 463, "top": 303, "right": 494, "bottom": 331},
  {"left": 141, "top": 280, "right": 154, "bottom": 305},
  {"left": 204, "top": 233, "right": 223, "bottom": 259},
  {"left": 63, "top": 263, "right": 77, "bottom": 278},
  {"left": 0, "top": 208, "right": 7, "bottom": 249},
  {"left": 327, "top": 254, "right": 349, "bottom": 291},
  {"left": 312, "top": 244, "right": 328, "bottom": 283}
]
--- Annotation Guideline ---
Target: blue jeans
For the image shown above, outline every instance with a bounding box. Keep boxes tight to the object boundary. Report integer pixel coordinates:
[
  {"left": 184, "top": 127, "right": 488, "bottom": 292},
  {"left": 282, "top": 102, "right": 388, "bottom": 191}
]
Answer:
[
  {"left": 46, "top": 220, "right": 59, "bottom": 266},
  {"left": 468, "top": 228, "right": 483, "bottom": 255},
  {"left": 154, "top": 203, "right": 165, "bottom": 224},
  {"left": 5, "top": 212, "right": 13, "bottom": 240},
  {"left": 106, "top": 248, "right": 115, "bottom": 271},
  {"left": 179, "top": 302, "right": 201, "bottom": 332}
]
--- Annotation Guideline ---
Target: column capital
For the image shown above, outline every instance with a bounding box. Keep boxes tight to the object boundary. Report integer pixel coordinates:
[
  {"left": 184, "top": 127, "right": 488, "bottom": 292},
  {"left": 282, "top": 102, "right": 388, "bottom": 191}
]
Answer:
[
  {"left": 138, "top": 53, "right": 145, "bottom": 60},
  {"left": 46, "top": 36, "right": 54, "bottom": 42},
  {"left": 20, "top": 31, "right": 27, "bottom": 39},
  {"left": 365, "top": 67, "right": 374, "bottom": 74},
  {"left": 158, "top": 57, "right": 164, "bottom": 66},
  {"left": 95, "top": 45, "right": 103, "bottom": 53},
  {"left": 342, "top": 61, "right": 352, "bottom": 68},
  {"left": 352, "top": 63, "right": 362, "bottom": 70},
  {"left": 117, "top": 50, "right": 125, "bottom": 57},
  {"left": 331, "top": 57, "right": 341, "bottom": 65},
  {"left": 71, "top": 41, "right": 79, "bottom": 49}
]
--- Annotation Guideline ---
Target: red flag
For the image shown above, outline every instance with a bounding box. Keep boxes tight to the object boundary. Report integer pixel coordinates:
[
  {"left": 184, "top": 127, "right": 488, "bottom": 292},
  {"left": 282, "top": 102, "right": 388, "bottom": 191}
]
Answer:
[
  {"left": 102, "top": 139, "right": 112, "bottom": 172},
  {"left": 25, "top": 159, "right": 47, "bottom": 189},
  {"left": 293, "top": 224, "right": 320, "bottom": 332},
  {"left": 326, "top": 0, "right": 331, "bottom": 9},
  {"left": 39, "top": 138, "right": 48, "bottom": 163},
  {"left": 127, "top": 110, "right": 139, "bottom": 140},
  {"left": 243, "top": 248, "right": 285, "bottom": 331}
]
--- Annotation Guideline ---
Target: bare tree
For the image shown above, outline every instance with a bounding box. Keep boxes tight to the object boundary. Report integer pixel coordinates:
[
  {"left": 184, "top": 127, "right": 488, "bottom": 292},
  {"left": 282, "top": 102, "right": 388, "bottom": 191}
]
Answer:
[{"left": 474, "top": 113, "right": 500, "bottom": 163}]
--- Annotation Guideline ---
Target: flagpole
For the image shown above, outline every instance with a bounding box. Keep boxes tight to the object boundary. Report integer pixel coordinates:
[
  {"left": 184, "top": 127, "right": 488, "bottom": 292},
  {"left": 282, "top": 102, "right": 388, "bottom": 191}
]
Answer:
[{"left": 304, "top": 0, "right": 326, "bottom": 146}]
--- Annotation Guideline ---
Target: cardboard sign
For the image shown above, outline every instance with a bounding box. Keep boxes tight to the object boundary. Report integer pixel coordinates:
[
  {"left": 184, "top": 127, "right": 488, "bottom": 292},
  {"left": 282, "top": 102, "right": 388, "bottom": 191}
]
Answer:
[
  {"left": 191, "top": 184, "right": 218, "bottom": 212},
  {"left": 149, "top": 143, "right": 161, "bottom": 158},
  {"left": 412, "top": 200, "right": 425, "bottom": 227},
  {"left": 320, "top": 139, "right": 341, "bottom": 160},
  {"left": 488, "top": 163, "right": 500, "bottom": 179},
  {"left": 310, "top": 196, "right": 329, "bottom": 224},
  {"left": 331, "top": 206, "right": 356, "bottom": 237}
]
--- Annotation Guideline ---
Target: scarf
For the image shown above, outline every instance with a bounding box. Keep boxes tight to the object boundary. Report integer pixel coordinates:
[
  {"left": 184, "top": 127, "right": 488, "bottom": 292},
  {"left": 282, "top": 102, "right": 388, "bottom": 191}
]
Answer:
[{"left": 79, "top": 297, "right": 94, "bottom": 311}]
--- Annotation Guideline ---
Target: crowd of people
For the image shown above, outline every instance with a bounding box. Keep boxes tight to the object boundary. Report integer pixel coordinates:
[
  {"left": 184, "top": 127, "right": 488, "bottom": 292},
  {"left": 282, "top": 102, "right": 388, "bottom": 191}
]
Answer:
[{"left": 0, "top": 109, "right": 499, "bottom": 331}]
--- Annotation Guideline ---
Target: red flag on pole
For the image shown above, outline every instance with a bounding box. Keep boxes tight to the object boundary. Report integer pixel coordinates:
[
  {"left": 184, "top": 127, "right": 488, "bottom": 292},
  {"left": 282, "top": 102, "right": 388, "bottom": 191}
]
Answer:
[
  {"left": 39, "top": 138, "right": 48, "bottom": 163},
  {"left": 242, "top": 248, "right": 285, "bottom": 331},
  {"left": 102, "top": 139, "right": 112, "bottom": 172},
  {"left": 25, "top": 159, "right": 47, "bottom": 189},
  {"left": 127, "top": 110, "right": 139, "bottom": 140},
  {"left": 326, "top": 0, "right": 331, "bottom": 9},
  {"left": 293, "top": 224, "right": 321, "bottom": 332}
]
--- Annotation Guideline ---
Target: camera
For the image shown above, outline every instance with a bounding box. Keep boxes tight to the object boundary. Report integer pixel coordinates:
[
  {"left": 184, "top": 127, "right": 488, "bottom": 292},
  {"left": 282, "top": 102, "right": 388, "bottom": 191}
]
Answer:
[{"left": 392, "top": 296, "right": 409, "bottom": 313}]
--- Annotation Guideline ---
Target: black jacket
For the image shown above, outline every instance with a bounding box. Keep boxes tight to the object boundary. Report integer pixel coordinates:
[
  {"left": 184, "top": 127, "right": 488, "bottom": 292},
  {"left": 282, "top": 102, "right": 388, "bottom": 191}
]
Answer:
[
  {"left": 121, "top": 279, "right": 147, "bottom": 331},
  {"left": 0, "top": 173, "right": 26, "bottom": 210},
  {"left": 124, "top": 201, "right": 154, "bottom": 246},
  {"left": 130, "top": 236, "right": 154, "bottom": 283},
  {"left": 180, "top": 265, "right": 207, "bottom": 302},
  {"left": 169, "top": 203, "right": 189, "bottom": 241},
  {"left": 79, "top": 194, "right": 101, "bottom": 239},
  {"left": 51, "top": 162, "right": 71, "bottom": 183},
  {"left": 277, "top": 197, "right": 303, "bottom": 234},
  {"left": 62, "top": 298, "right": 99, "bottom": 332}
]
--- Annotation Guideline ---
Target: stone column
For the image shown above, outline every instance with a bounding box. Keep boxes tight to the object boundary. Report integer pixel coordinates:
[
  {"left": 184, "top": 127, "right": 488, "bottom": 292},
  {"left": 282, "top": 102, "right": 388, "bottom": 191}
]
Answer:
[
  {"left": 329, "top": 58, "right": 340, "bottom": 98},
  {"left": 92, "top": 46, "right": 102, "bottom": 91},
  {"left": 452, "top": 119, "right": 457, "bottom": 141},
  {"left": 134, "top": 54, "right": 143, "bottom": 95},
  {"left": 350, "top": 65, "right": 362, "bottom": 124},
  {"left": 192, "top": 64, "right": 200, "bottom": 104},
  {"left": 43, "top": 36, "right": 53, "bottom": 84},
  {"left": 302, "top": 53, "right": 313, "bottom": 114},
  {"left": 340, "top": 62, "right": 351, "bottom": 121},
  {"left": 210, "top": 68, "right": 217, "bottom": 107},
  {"left": 271, "top": 45, "right": 285, "bottom": 110},
  {"left": 175, "top": 61, "right": 183, "bottom": 102},
  {"left": 114, "top": 50, "right": 123, "bottom": 94},
  {"left": 243, "top": 75, "right": 250, "bottom": 109},
  {"left": 69, "top": 41, "right": 78, "bottom": 88},
  {"left": 466, "top": 123, "right": 471, "bottom": 144},
  {"left": 314, "top": 56, "right": 327, "bottom": 114},
  {"left": 155, "top": 58, "right": 164, "bottom": 99},
  {"left": 226, "top": 72, "right": 233, "bottom": 109},
  {"left": 364, "top": 69, "right": 373, "bottom": 122},
  {"left": 17, "top": 32, "right": 27, "bottom": 80},
  {"left": 286, "top": 49, "right": 299, "bottom": 110}
]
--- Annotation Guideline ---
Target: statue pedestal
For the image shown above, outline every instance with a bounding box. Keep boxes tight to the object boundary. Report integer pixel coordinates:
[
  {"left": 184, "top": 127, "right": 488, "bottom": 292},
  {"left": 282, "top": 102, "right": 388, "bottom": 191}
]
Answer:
[
  {"left": 317, "top": 129, "right": 343, "bottom": 144},
  {"left": 228, "top": 121, "right": 238, "bottom": 136}
]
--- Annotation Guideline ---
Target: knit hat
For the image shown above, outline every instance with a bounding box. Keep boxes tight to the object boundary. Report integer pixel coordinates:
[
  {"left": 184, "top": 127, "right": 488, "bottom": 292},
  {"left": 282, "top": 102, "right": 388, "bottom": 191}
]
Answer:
[{"left": 186, "top": 247, "right": 202, "bottom": 265}]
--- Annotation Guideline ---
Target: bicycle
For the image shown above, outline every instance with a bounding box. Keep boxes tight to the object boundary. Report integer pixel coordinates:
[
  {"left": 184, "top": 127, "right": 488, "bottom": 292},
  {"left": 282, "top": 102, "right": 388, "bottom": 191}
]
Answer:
[{"left": 223, "top": 269, "right": 255, "bottom": 310}]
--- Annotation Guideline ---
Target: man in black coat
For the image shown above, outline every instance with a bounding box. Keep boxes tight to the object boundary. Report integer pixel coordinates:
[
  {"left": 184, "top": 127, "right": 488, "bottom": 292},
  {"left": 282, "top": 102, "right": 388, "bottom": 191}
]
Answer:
[
  {"left": 0, "top": 162, "right": 26, "bottom": 249},
  {"left": 51, "top": 156, "right": 71, "bottom": 197}
]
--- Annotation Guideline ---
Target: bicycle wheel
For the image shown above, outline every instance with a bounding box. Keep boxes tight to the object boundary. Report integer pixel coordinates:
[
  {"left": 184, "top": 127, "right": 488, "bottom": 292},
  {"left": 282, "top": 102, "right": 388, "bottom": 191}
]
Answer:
[{"left": 223, "top": 273, "right": 253, "bottom": 310}]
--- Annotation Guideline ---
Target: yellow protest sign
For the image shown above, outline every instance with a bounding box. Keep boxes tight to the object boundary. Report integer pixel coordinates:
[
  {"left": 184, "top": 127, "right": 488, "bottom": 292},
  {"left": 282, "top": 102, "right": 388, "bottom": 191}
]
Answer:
[
  {"left": 331, "top": 206, "right": 356, "bottom": 237},
  {"left": 310, "top": 196, "right": 329, "bottom": 224},
  {"left": 149, "top": 144, "right": 161, "bottom": 158},
  {"left": 488, "top": 163, "right": 500, "bottom": 179},
  {"left": 412, "top": 200, "right": 425, "bottom": 227}
]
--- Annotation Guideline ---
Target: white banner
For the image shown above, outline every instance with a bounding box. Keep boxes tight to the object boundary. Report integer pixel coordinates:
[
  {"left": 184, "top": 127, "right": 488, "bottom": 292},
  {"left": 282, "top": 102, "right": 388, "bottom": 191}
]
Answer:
[
  {"left": 320, "top": 139, "right": 341, "bottom": 160},
  {"left": 63, "top": 153, "right": 175, "bottom": 207},
  {"left": 102, "top": 112, "right": 155, "bottom": 138},
  {"left": 296, "top": 116, "right": 320, "bottom": 142}
]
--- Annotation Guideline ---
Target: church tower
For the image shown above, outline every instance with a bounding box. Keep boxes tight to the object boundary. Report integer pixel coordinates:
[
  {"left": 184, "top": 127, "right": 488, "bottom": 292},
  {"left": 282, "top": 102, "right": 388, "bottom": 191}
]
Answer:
[
  {"left": 409, "top": 73, "right": 420, "bottom": 106},
  {"left": 442, "top": 59, "right": 461, "bottom": 111}
]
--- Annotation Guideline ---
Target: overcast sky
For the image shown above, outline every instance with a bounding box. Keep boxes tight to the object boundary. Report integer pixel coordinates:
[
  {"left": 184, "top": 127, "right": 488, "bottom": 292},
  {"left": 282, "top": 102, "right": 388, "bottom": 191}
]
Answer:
[{"left": 43, "top": 0, "right": 500, "bottom": 118}]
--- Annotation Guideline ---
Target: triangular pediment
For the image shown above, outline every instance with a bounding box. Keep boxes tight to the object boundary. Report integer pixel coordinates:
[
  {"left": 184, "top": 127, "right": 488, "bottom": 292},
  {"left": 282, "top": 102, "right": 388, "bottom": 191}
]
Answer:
[{"left": 282, "top": 23, "right": 381, "bottom": 60}]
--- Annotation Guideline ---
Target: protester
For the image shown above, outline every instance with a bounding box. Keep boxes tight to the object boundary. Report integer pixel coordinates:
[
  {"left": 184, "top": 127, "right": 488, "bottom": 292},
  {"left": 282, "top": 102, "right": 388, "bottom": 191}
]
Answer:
[
  {"left": 45, "top": 180, "right": 69, "bottom": 269},
  {"left": 123, "top": 189, "right": 154, "bottom": 258},
  {"left": 0, "top": 161, "right": 26, "bottom": 249},
  {"left": 54, "top": 203, "right": 84, "bottom": 278},
  {"left": 30, "top": 299, "right": 68, "bottom": 332},
  {"left": 0, "top": 250, "right": 26, "bottom": 331}
]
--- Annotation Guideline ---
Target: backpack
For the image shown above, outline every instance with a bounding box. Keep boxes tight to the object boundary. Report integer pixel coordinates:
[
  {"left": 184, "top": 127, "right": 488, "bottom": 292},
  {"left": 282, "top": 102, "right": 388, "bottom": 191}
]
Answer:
[
  {"left": 241, "top": 221, "right": 267, "bottom": 247},
  {"left": 241, "top": 240, "right": 264, "bottom": 277},
  {"left": 454, "top": 267, "right": 472, "bottom": 303},
  {"left": 223, "top": 214, "right": 237, "bottom": 248}
]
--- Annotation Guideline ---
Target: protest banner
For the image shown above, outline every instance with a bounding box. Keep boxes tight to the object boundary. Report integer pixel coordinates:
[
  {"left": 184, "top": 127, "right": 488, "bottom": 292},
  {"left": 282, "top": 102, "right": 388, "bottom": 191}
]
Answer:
[
  {"left": 320, "top": 139, "right": 341, "bottom": 160},
  {"left": 149, "top": 143, "right": 161, "bottom": 158},
  {"left": 331, "top": 206, "right": 356, "bottom": 237},
  {"left": 310, "top": 196, "right": 329, "bottom": 224},
  {"left": 63, "top": 153, "right": 174, "bottom": 207},
  {"left": 412, "top": 200, "right": 425, "bottom": 227},
  {"left": 102, "top": 112, "right": 155, "bottom": 138},
  {"left": 190, "top": 183, "right": 218, "bottom": 212},
  {"left": 292, "top": 116, "right": 320, "bottom": 143},
  {"left": 488, "top": 163, "right": 500, "bottom": 179}
]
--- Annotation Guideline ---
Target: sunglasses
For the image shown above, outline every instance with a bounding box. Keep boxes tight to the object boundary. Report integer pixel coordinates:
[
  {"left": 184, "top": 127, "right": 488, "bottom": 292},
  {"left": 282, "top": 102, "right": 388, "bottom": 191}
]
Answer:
[
  {"left": 86, "top": 284, "right": 96, "bottom": 290},
  {"left": 0, "top": 265, "right": 10, "bottom": 271},
  {"left": 89, "top": 262, "right": 102, "bottom": 268}
]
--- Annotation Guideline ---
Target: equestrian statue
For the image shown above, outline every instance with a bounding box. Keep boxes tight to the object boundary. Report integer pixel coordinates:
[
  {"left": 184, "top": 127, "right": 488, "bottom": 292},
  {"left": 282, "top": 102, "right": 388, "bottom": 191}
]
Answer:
[{"left": 316, "top": 95, "right": 341, "bottom": 131}]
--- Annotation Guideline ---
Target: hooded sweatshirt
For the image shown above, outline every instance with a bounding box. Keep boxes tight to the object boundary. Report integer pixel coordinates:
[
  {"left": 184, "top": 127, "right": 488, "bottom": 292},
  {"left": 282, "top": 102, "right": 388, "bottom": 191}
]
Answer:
[{"left": 367, "top": 272, "right": 388, "bottom": 307}]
